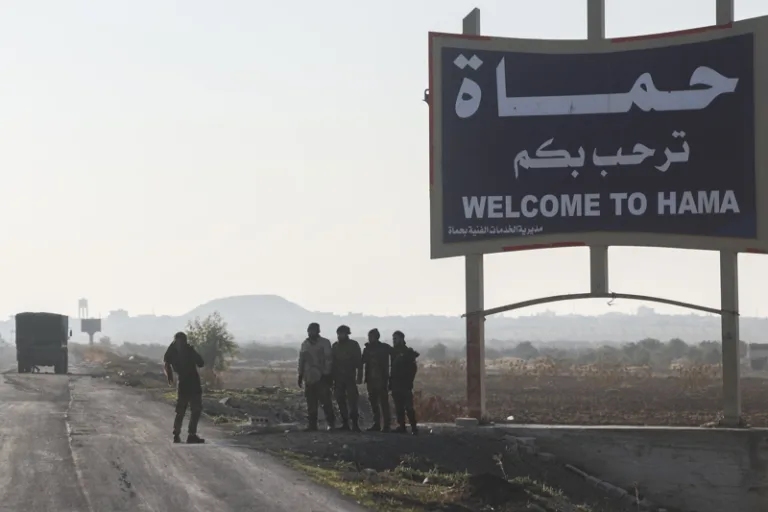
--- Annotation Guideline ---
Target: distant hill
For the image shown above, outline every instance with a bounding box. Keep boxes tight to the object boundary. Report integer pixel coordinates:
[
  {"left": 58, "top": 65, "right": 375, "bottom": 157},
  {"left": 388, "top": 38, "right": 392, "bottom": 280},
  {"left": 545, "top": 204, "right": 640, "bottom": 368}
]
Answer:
[
  {"left": 0, "top": 295, "right": 765, "bottom": 345},
  {"left": 184, "top": 295, "right": 308, "bottom": 320}
]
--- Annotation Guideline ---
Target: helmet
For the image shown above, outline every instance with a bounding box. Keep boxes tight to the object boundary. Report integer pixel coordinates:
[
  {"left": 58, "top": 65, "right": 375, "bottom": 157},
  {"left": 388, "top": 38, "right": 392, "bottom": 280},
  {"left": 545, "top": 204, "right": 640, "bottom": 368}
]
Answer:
[{"left": 336, "top": 325, "right": 351, "bottom": 335}]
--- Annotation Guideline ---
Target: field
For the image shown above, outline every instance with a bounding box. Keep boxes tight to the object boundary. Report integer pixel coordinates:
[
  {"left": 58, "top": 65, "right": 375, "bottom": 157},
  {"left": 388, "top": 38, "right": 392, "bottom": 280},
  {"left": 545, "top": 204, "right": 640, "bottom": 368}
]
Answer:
[
  {"left": 222, "top": 358, "right": 768, "bottom": 428},
  {"left": 70, "top": 346, "right": 767, "bottom": 511}
]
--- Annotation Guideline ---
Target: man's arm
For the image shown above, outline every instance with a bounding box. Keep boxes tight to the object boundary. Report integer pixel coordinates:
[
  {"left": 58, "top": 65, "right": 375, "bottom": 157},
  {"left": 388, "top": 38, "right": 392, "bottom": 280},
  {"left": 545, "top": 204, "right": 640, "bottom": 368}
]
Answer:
[
  {"left": 355, "top": 341, "right": 363, "bottom": 384},
  {"left": 322, "top": 338, "right": 333, "bottom": 376},
  {"left": 410, "top": 350, "right": 419, "bottom": 383},
  {"left": 361, "top": 346, "right": 369, "bottom": 384},
  {"left": 163, "top": 344, "right": 174, "bottom": 384},
  {"left": 330, "top": 342, "right": 339, "bottom": 371},
  {"left": 192, "top": 347, "right": 205, "bottom": 368},
  {"left": 297, "top": 341, "right": 306, "bottom": 380}
]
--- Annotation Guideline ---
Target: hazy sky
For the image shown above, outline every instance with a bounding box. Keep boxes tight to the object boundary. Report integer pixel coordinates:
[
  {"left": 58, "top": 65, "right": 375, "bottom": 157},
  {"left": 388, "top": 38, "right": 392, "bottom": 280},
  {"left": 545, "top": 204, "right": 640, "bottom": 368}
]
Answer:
[{"left": 1, "top": 0, "right": 766, "bottom": 320}]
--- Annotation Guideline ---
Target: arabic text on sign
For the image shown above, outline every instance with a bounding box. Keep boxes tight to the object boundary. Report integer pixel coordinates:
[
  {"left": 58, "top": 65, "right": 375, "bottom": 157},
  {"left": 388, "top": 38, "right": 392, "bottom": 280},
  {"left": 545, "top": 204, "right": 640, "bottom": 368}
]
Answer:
[
  {"left": 494, "top": 62, "right": 738, "bottom": 118},
  {"left": 513, "top": 131, "right": 690, "bottom": 179},
  {"left": 448, "top": 225, "right": 545, "bottom": 237}
]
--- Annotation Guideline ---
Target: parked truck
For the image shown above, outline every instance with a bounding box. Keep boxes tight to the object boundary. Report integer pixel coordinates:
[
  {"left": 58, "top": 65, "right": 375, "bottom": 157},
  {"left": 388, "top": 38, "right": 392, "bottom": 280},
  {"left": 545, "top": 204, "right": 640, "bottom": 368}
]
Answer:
[{"left": 15, "top": 312, "right": 71, "bottom": 374}]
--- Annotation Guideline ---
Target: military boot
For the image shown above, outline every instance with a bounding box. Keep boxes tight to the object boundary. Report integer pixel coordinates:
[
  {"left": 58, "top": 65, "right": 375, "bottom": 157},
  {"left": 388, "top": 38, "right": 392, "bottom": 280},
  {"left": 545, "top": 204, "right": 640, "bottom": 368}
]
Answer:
[
  {"left": 395, "top": 412, "right": 407, "bottom": 433},
  {"left": 186, "top": 434, "right": 205, "bottom": 444},
  {"left": 304, "top": 417, "right": 318, "bottom": 432}
]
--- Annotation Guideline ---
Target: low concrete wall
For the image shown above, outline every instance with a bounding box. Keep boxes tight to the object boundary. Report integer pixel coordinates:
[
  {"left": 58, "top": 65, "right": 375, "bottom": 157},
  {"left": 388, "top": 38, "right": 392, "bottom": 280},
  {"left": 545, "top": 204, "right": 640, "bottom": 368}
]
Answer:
[{"left": 495, "top": 424, "right": 768, "bottom": 512}]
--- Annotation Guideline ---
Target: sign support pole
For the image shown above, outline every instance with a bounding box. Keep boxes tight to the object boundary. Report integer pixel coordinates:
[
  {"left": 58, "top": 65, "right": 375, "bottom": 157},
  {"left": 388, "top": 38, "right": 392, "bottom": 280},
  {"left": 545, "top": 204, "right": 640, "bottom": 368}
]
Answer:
[
  {"left": 462, "top": 7, "right": 486, "bottom": 421},
  {"left": 716, "top": 0, "right": 735, "bottom": 26},
  {"left": 587, "top": 0, "right": 605, "bottom": 40},
  {"left": 587, "top": 0, "right": 609, "bottom": 295},
  {"left": 716, "top": 0, "right": 741, "bottom": 427}
]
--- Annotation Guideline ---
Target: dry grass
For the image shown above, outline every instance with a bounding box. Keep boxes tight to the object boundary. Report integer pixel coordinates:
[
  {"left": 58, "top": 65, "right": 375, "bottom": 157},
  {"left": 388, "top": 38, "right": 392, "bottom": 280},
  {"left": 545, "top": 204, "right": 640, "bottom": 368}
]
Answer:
[
  {"left": 221, "top": 358, "right": 768, "bottom": 427},
  {"left": 77, "top": 344, "right": 768, "bottom": 427},
  {"left": 277, "top": 443, "right": 605, "bottom": 512}
]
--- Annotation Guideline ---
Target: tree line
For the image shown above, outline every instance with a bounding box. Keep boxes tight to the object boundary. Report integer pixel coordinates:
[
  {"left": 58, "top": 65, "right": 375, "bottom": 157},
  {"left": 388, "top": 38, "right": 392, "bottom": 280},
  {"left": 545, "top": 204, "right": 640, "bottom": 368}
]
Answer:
[
  {"left": 103, "top": 322, "right": 751, "bottom": 374},
  {"left": 425, "top": 338, "right": 747, "bottom": 370}
]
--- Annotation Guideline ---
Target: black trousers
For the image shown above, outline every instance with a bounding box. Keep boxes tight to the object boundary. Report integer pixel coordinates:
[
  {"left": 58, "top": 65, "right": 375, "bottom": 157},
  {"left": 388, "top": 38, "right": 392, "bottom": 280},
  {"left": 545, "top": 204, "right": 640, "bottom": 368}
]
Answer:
[
  {"left": 334, "top": 379, "right": 359, "bottom": 421},
  {"left": 367, "top": 384, "right": 390, "bottom": 427},
  {"left": 174, "top": 390, "right": 202, "bottom": 436},
  {"left": 305, "top": 381, "right": 335, "bottom": 426},
  {"left": 392, "top": 389, "right": 416, "bottom": 428}
]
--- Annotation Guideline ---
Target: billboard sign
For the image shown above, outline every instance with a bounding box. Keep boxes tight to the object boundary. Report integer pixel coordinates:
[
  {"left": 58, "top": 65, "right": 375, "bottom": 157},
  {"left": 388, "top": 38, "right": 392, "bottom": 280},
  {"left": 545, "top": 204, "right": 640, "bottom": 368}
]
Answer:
[
  {"left": 429, "top": 20, "right": 768, "bottom": 259},
  {"left": 81, "top": 318, "right": 101, "bottom": 334}
]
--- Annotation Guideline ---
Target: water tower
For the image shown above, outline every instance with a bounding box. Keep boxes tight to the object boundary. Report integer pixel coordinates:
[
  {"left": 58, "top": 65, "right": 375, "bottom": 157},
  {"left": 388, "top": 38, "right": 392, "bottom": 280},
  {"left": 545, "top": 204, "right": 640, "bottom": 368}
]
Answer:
[{"left": 78, "top": 298, "right": 102, "bottom": 345}]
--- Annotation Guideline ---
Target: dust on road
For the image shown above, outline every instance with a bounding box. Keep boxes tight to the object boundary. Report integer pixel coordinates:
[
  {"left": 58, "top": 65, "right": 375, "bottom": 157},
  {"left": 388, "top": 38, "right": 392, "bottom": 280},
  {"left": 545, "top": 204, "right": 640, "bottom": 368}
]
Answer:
[{"left": 0, "top": 371, "right": 366, "bottom": 512}]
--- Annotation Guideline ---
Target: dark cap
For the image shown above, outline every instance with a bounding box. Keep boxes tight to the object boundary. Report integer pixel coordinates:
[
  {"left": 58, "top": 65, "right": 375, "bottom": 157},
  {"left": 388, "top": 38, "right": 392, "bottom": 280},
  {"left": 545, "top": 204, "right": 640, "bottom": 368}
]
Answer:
[
  {"left": 368, "top": 328, "right": 380, "bottom": 338},
  {"left": 336, "top": 325, "right": 351, "bottom": 335},
  {"left": 174, "top": 332, "right": 188, "bottom": 343},
  {"left": 393, "top": 330, "right": 404, "bottom": 339},
  {"left": 308, "top": 322, "right": 320, "bottom": 330}
]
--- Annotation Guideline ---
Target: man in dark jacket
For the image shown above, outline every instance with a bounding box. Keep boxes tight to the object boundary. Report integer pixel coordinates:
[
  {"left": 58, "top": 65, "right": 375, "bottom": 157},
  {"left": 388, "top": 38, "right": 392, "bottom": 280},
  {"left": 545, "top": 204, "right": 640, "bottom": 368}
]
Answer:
[
  {"left": 361, "top": 328, "right": 393, "bottom": 432},
  {"left": 163, "top": 331, "right": 206, "bottom": 444},
  {"left": 331, "top": 325, "right": 363, "bottom": 432},
  {"left": 390, "top": 330, "right": 419, "bottom": 435}
]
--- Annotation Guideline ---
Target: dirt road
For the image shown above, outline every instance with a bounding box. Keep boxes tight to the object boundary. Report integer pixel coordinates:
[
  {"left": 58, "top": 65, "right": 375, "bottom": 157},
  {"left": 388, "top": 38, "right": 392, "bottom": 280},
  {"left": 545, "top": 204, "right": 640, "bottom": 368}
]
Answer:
[{"left": 0, "top": 370, "right": 366, "bottom": 512}]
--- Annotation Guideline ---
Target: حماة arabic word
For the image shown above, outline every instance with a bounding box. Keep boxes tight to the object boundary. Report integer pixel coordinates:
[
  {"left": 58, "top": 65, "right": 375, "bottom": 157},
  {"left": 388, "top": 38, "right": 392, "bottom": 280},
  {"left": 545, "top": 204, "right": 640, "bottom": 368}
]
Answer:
[{"left": 454, "top": 57, "right": 739, "bottom": 119}]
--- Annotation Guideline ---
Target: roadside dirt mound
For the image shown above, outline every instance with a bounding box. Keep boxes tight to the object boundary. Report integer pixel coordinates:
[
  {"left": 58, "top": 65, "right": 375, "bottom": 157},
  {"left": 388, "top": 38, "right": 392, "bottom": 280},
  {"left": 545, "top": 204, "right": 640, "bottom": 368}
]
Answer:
[{"left": 74, "top": 346, "right": 168, "bottom": 388}]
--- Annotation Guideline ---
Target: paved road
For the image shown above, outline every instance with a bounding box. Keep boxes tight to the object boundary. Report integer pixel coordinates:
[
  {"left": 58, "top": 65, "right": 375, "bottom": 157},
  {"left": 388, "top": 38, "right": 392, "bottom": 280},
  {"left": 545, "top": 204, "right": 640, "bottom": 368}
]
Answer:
[{"left": 0, "top": 370, "right": 367, "bottom": 512}]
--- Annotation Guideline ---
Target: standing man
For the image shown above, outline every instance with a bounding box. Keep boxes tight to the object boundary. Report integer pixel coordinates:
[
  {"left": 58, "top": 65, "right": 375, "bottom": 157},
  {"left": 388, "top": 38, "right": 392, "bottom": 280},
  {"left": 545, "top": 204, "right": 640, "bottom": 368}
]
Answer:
[
  {"left": 361, "top": 328, "right": 393, "bottom": 432},
  {"left": 390, "top": 330, "right": 420, "bottom": 435},
  {"left": 298, "top": 322, "right": 335, "bottom": 431},
  {"left": 163, "top": 331, "right": 206, "bottom": 444},
  {"left": 331, "top": 325, "right": 363, "bottom": 432}
]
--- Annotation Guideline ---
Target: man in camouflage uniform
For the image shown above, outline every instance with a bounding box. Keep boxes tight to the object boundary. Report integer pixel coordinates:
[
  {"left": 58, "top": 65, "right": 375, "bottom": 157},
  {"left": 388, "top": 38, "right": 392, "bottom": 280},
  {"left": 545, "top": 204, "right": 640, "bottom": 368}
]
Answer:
[
  {"left": 361, "top": 328, "right": 393, "bottom": 432},
  {"left": 297, "top": 322, "right": 335, "bottom": 432},
  {"left": 331, "top": 325, "right": 363, "bottom": 432},
  {"left": 390, "top": 330, "right": 420, "bottom": 435}
]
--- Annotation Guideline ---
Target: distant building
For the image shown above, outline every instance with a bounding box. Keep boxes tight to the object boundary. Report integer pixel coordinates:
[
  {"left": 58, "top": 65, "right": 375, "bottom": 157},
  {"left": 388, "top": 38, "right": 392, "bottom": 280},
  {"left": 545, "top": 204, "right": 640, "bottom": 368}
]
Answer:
[
  {"left": 637, "top": 306, "right": 655, "bottom": 317},
  {"left": 748, "top": 343, "right": 768, "bottom": 371}
]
